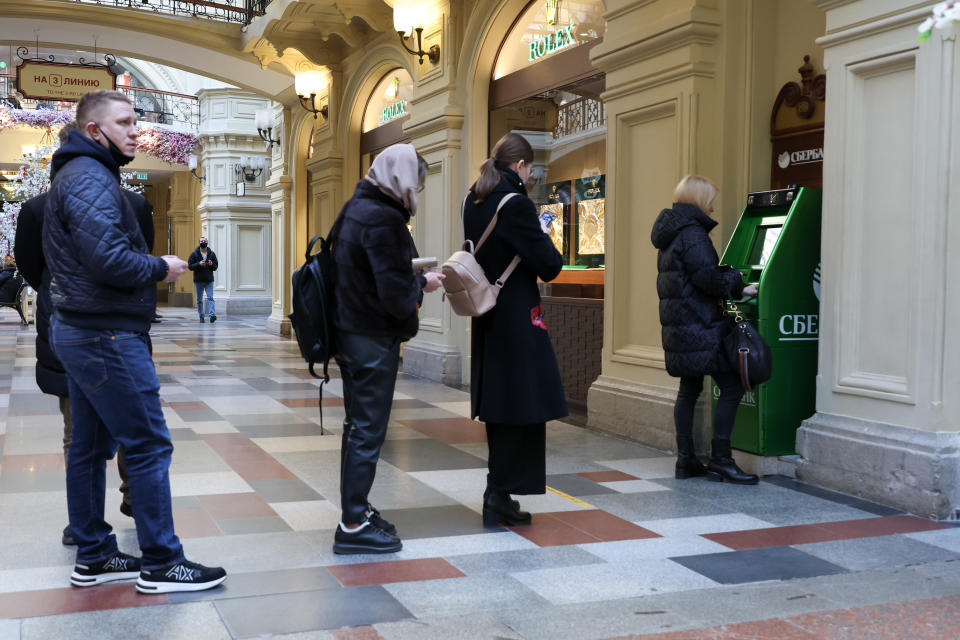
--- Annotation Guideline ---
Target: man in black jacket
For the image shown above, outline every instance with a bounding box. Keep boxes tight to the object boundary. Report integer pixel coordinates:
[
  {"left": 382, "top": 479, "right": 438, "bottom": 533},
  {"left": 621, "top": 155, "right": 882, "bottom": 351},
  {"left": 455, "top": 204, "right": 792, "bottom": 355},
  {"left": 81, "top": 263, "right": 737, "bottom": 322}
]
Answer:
[
  {"left": 187, "top": 237, "right": 218, "bottom": 323},
  {"left": 331, "top": 144, "right": 443, "bottom": 555},
  {"left": 15, "top": 123, "right": 157, "bottom": 544},
  {"left": 42, "top": 90, "right": 225, "bottom": 594}
]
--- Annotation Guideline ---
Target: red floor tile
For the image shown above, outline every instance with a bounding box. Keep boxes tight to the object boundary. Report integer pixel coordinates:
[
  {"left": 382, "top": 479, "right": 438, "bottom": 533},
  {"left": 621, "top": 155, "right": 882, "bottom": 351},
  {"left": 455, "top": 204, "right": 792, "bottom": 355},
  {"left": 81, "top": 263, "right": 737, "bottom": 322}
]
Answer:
[
  {"left": 279, "top": 397, "right": 344, "bottom": 408},
  {"left": 509, "top": 510, "right": 661, "bottom": 547},
  {"left": 703, "top": 515, "right": 951, "bottom": 550},
  {"left": 397, "top": 418, "right": 487, "bottom": 444},
  {"left": 173, "top": 507, "right": 223, "bottom": 538},
  {"left": 200, "top": 433, "right": 297, "bottom": 481},
  {"left": 1, "top": 453, "right": 65, "bottom": 472},
  {"left": 326, "top": 557, "right": 465, "bottom": 587},
  {"left": 197, "top": 492, "right": 277, "bottom": 519},
  {"left": 330, "top": 626, "right": 385, "bottom": 640},
  {"left": 0, "top": 584, "right": 169, "bottom": 619},
  {"left": 550, "top": 510, "right": 661, "bottom": 542},
  {"left": 787, "top": 594, "right": 960, "bottom": 639},
  {"left": 577, "top": 471, "right": 640, "bottom": 483},
  {"left": 508, "top": 513, "right": 606, "bottom": 547},
  {"left": 168, "top": 401, "right": 212, "bottom": 412}
]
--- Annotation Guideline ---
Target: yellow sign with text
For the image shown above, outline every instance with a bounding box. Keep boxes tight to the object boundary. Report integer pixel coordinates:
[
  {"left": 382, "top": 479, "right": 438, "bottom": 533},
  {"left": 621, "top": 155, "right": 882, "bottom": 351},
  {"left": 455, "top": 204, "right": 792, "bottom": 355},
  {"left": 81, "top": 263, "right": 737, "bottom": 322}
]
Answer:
[{"left": 16, "top": 62, "right": 116, "bottom": 102}]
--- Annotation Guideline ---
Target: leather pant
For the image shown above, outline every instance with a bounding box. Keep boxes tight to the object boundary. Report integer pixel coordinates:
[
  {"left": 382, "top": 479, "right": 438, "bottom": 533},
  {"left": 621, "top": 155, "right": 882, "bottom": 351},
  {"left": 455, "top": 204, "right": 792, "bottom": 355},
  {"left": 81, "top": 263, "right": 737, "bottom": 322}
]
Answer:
[{"left": 335, "top": 331, "right": 401, "bottom": 525}]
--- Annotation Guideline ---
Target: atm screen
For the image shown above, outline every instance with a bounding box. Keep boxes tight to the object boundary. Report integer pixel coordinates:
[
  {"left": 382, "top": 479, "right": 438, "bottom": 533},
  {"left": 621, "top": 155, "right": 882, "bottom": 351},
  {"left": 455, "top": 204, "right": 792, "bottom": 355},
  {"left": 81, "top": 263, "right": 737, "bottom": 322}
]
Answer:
[{"left": 748, "top": 225, "right": 783, "bottom": 266}]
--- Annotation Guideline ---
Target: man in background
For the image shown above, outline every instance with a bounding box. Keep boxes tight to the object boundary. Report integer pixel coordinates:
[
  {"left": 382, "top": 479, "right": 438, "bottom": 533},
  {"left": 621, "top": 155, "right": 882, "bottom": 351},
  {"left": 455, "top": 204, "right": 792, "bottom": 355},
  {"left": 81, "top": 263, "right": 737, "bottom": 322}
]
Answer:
[{"left": 188, "top": 236, "right": 218, "bottom": 323}]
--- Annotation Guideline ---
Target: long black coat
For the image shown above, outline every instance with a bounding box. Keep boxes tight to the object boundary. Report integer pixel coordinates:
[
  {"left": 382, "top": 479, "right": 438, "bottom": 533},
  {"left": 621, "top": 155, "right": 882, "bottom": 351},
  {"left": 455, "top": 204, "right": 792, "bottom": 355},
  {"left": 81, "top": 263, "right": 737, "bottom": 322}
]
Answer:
[
  {"left": 464, "top": 170, "right": 568, "bottom": 424},
  {"left": 651, "top": 202, "right": 745, "bottom": 377}
]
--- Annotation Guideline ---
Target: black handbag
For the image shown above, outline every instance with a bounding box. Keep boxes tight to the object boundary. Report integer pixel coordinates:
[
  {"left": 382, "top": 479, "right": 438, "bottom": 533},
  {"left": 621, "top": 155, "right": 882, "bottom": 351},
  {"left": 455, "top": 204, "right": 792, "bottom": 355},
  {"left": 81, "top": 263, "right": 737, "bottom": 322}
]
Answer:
[{"left": 721, "top": 303, "right": 772, "bottom": 390}]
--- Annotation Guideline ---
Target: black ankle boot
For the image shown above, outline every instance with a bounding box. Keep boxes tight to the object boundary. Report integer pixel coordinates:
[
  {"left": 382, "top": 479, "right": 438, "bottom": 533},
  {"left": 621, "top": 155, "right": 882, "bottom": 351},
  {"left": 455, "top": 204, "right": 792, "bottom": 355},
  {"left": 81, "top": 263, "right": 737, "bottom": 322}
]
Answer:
[
  {"left": 675, "top": 436, "right": 708, "bottom": 479},
  {"left": 483, "top": 490, "right": 531, "bottom": 527},
  {"left": 708, "top": 439, "right": 759, "bottom": 485}
]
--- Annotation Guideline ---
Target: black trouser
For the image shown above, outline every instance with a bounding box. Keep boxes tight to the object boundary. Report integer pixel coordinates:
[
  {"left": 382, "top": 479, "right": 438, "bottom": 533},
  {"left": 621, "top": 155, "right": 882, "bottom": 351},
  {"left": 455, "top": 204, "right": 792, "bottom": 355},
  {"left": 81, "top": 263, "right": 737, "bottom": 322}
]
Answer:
[
  {"left": 674, "top": 372, "right": 745, "bottom": 442},
  {"left": 486, "top": 422, "right": 546, "bottom": 495},
  {"left": 336, "top": 331, "right": 401, "bottom": 525}
]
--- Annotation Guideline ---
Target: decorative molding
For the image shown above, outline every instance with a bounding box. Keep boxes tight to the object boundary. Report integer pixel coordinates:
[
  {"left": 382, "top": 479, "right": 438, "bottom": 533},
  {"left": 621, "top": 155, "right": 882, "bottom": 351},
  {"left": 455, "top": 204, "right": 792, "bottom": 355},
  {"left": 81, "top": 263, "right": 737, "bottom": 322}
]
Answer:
[{"left": 816, "top": 6, "right": 931, "bottom": 49}]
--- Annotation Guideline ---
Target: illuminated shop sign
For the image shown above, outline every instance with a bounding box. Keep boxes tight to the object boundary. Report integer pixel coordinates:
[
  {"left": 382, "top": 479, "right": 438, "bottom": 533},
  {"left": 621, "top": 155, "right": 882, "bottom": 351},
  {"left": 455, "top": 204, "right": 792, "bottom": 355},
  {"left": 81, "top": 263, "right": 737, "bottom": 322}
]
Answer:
[
  {"left": 528, "top": 24, "right": 577, "bottom": 62},
  {"left": 382, "top": 99, "right": 406, "bottom": 123}
]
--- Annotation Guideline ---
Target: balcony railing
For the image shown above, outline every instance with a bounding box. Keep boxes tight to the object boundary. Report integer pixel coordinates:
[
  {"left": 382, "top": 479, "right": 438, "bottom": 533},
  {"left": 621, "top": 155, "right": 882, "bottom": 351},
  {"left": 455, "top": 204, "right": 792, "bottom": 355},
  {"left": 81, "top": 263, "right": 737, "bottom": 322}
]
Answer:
[
  {"left": 555, "top": 97, "right": 606, "bottom": 139},
  {"left": 1, "top": 75, "right": 200, "bottom": 131},
  {"left": 50, "top": 0, "right": 271, "bottom": 24}
]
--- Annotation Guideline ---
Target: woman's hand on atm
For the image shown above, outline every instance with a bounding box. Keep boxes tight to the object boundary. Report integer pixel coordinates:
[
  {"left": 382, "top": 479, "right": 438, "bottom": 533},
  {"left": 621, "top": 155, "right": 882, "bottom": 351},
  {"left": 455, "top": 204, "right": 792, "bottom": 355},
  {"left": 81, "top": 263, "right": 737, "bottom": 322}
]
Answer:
[{"left": 743, "top": 284, "right": 759, "bottom": 298}]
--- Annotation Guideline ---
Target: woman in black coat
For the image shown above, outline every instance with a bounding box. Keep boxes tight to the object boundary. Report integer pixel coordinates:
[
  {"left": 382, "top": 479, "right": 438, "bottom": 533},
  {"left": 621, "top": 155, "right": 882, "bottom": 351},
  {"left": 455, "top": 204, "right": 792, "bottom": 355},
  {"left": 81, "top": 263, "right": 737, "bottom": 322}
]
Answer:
[
  {"left": 651, "top": 175, "right": 759, "bottom": 484},
  {"left": 463, "top": 132, "right": 567, "bottom": 526}
]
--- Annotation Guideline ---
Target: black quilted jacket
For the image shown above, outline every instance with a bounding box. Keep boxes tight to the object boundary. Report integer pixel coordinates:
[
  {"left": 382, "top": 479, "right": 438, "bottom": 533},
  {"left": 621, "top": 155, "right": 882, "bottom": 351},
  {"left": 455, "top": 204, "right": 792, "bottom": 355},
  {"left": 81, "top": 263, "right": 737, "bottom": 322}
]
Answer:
[
  {"left": 332, "top": 180, "right": 425, "bottom": 341},
  {"left": 42, "top": 131, "right": 168, "bottom": 332},
  {"left": 651, "top": 202, "right": 745, "bottom": 377}
]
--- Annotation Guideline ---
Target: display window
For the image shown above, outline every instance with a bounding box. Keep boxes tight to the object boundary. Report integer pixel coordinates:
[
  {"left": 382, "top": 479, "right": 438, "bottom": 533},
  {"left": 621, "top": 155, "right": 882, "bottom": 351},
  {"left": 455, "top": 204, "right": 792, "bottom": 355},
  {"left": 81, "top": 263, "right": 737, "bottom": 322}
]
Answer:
[
  {"left": 489, "top": 0, "right": 606, "bottom": 291},
  {"left": 490, "top": 72, "right": 606, "bottom": 277}
]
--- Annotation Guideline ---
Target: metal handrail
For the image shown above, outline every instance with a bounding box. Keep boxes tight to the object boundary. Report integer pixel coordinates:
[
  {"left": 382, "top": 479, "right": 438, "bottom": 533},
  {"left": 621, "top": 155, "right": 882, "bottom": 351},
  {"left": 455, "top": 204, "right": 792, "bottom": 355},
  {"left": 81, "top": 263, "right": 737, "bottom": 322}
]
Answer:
[
  {"left": 39, "top": 0, "right": 271, "bottom": 24},
  {"left": 0, "top": 75, "right": 200, "bottom": 131}
]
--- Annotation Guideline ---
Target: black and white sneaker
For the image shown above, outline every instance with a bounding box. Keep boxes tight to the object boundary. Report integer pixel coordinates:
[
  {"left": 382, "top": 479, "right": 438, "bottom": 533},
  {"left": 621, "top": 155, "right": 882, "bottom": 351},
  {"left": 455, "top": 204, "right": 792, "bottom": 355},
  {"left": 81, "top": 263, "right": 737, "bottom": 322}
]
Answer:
[
  {"left": 333, "top": 518, "right": 402, "bottom": 555},
  {"left": 367, "top": 504, "right": 397, "bottom": 536},
  {"left": 136, "top": 560, "right": 226, "bottom": 594},
  {"left": 70, "top": 551, "right": 141, "bottom": 587}
]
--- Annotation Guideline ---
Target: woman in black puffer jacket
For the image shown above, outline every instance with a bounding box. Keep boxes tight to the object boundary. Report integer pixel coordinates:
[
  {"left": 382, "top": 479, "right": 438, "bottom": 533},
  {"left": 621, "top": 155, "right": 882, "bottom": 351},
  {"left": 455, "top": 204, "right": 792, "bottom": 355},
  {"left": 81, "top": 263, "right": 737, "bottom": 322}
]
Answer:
[{"left": 651, "top": 175, "right": 759, "bottom": 484}]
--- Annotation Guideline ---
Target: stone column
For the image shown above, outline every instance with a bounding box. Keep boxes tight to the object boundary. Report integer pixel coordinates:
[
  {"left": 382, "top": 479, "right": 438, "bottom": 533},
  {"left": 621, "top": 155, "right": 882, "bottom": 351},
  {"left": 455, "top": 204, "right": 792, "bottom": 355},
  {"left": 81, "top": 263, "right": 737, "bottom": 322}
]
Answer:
[
  {"left": 166, "top": 172, "right": 201, "bottom": 307},
  {"left": 266, "top": 104, "right": 294, "bottom": 336},
  {"left": 398, "top": 0, "right": 470, "bottom": 386},
  {"left": 795, "top": 2, "right": 960, "bottom": 518},
  {"left": 196, "top": 88, "right": 273, "bottom": 315},
  {"left": 585, "top": 0, "right": 727, "bottom": 452}
]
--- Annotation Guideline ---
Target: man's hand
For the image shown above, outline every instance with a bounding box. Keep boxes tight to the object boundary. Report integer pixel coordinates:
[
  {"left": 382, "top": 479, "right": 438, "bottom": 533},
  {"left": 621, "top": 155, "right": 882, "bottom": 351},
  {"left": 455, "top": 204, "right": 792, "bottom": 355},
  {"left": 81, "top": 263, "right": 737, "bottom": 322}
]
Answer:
[
  {"left": 423, "top": 271, "right": 445, "bottom": 293},
  {"left": 162, "top": 256, "right": 188, "bottom": 283},
  {"left": 742, "top": 283, "right": 759, "bottom": 297}
]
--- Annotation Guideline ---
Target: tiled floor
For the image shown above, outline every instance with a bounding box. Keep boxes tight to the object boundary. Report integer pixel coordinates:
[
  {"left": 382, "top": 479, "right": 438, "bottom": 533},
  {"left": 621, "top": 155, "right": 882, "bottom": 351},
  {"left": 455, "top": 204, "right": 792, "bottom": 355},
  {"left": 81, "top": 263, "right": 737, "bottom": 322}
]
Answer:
[{"left": 2, "top": 308, "right": 960, "bottom": 639}]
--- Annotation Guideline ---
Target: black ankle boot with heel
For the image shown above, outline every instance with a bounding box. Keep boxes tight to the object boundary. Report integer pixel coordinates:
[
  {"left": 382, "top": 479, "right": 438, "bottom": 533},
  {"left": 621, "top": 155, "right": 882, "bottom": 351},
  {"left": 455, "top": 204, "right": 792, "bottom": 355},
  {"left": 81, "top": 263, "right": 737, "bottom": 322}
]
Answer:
[
  {"left": 482, "top": 488, "right": 531, "bottom": 527},
  {"left": 707, "top": 438, "right": 759, "bottom": 484},
  {"left": 675, "top": 435, "right": 708, "bottom": 479}
]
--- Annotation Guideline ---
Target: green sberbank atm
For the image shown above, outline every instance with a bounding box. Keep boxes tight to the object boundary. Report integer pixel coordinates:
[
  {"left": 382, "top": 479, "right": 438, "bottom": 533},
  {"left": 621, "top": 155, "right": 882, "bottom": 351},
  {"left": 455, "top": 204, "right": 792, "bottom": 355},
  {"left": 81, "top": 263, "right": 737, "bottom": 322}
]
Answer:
[{"left": 711, "top": 187, "right": 822, "bottom": 456}]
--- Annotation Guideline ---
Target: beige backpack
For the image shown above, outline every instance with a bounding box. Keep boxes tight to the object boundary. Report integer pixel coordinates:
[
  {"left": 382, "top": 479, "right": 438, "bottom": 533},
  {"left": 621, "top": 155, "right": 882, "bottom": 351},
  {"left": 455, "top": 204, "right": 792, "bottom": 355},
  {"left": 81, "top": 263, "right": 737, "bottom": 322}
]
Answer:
[{"left": 441, "top": 193, "right": 520, "bottom": 317}]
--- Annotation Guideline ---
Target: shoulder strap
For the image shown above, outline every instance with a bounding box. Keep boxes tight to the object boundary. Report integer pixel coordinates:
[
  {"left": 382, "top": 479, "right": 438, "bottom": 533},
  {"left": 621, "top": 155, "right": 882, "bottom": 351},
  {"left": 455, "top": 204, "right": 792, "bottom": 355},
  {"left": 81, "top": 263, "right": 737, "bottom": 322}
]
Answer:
[{"left": 474, "top": 193, "right": 518, "bottom": 254}]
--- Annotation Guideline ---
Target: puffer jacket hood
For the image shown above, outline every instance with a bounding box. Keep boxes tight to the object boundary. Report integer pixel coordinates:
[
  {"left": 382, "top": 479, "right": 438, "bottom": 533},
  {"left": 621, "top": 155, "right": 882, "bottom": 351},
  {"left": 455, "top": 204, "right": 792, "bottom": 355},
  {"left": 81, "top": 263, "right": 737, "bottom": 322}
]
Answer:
[
  {"left": 652, "top": 202, "right": 744, "bottom": 377},
  {"left": 52, "top": 130, "right": 120, "bottom": 180},
  {"left": 651, "top": 202, "right": 717, "bottom": 249}
]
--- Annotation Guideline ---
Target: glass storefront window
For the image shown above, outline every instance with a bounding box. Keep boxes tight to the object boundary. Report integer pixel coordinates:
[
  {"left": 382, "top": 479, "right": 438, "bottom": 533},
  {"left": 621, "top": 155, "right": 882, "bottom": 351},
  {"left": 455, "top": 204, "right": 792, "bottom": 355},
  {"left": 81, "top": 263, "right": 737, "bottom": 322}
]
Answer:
[
  {"left": 489, "top": 74, "right": 606, "bottom": 271},
  {"left": 492, "top": 0, "right": 605, "bottom": 80}
]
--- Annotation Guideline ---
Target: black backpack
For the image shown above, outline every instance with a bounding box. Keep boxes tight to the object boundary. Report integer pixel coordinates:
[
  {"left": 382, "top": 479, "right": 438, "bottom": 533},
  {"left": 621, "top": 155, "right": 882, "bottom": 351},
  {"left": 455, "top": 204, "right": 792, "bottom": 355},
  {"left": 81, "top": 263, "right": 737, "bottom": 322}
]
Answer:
[{"left": 289, "top": 227, "right": 340, "bottom": 433}]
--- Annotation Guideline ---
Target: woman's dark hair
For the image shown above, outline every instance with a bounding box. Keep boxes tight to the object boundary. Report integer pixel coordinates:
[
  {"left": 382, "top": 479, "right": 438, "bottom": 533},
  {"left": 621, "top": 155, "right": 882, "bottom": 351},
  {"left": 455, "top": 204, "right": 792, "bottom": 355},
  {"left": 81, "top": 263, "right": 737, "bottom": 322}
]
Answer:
[{"left": 474, "top": 132, "right": 534, "bottom": 203}]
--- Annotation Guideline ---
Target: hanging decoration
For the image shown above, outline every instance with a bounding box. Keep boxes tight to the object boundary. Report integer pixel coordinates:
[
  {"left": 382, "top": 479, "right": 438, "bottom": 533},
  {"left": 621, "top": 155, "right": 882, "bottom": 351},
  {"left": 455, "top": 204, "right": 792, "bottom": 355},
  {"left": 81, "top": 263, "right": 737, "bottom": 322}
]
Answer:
[{"left": 0, "top": 106, "right": 199, "bottom": 165}]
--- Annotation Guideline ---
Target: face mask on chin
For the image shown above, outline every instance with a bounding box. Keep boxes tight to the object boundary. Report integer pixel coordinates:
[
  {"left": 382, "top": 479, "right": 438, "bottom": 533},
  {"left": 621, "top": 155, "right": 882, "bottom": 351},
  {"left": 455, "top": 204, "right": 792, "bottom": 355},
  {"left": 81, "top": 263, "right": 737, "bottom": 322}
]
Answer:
[{"left": 95, "top": 125, "right": 135, "bottom": 167}]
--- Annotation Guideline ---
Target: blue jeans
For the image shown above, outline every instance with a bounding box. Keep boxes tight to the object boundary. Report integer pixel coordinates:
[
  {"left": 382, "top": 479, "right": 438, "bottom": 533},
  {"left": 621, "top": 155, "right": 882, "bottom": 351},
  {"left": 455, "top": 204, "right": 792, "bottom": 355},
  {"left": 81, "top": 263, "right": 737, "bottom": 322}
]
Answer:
[
  {"left": 50, "top": 314, "right": 184, "bottom": 571},
  {"left": 195, "top": 281, "right": 215, "bottom": 318},
  {"left": 335, "top": 332, "right": 401, "bottom": 524}
]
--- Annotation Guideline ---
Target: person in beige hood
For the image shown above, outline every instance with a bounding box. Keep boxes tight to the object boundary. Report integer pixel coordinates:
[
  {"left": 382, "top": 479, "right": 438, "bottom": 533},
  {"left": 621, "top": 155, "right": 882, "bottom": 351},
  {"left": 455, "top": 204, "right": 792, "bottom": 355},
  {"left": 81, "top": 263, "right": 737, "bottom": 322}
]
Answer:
[{"left": 329, "top": 143, "right": 444, "bottom": 554}]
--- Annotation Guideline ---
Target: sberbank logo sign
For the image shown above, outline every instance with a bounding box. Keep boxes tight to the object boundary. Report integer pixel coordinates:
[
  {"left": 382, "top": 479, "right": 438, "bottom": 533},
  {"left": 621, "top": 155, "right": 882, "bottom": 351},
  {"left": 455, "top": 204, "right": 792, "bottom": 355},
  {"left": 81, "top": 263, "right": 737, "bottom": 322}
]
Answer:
[
  {"left": 382, "top": 100, "right": 406, "bottom": 123},
  {"left": 528, "top": 24, "right": 577, "bottom": 62}
]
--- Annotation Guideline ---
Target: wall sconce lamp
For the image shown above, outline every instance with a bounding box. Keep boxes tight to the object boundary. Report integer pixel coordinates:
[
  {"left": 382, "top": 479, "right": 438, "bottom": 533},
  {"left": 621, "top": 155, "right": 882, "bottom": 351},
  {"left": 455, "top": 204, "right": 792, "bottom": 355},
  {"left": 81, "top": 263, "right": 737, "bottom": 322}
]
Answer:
[
  {"left": 188, "top": 154, "right": 204, "bottom": 182},
  {"left": 294, "top": 71, "right": 329, "bottom": 119},
  {"left": 255, "top": 109, "right": 281, "bottom": 148},
  {"left": 235, "top": 155, "right": 266, "bottom": 182},
  {"left": 394, "top": 0, "right": 440, "bottom": 65}
]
